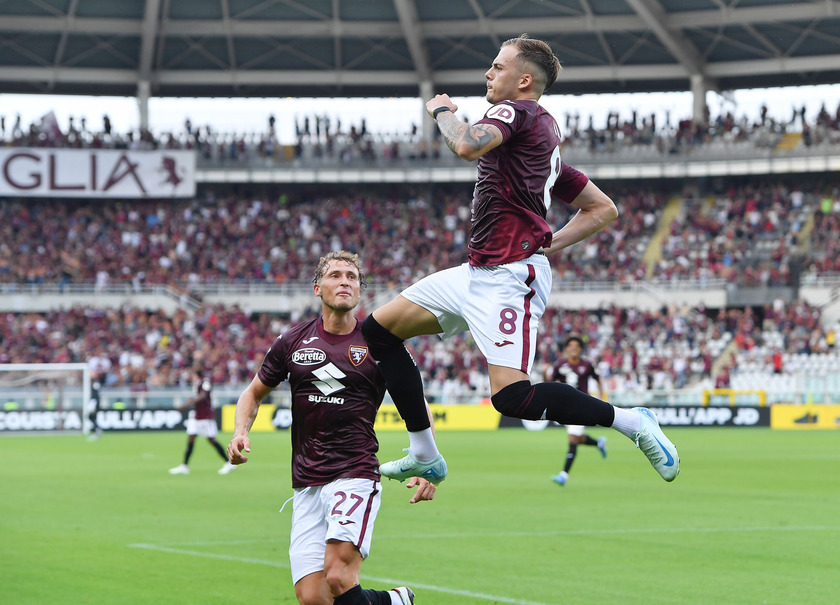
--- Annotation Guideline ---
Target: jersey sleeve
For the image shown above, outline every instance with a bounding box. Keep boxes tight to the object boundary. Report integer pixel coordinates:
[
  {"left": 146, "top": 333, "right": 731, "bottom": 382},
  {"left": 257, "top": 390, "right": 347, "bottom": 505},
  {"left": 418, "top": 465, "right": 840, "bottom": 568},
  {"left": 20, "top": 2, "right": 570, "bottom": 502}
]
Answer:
[
  {"left": 257, "top": 334, "right": 289, "bottom": 388},
  {"left": 552, "top": 162, "right": 590, "bottom": 204},
  {"left": 476, "top": 101, "right": 524, "bottom": 142}
]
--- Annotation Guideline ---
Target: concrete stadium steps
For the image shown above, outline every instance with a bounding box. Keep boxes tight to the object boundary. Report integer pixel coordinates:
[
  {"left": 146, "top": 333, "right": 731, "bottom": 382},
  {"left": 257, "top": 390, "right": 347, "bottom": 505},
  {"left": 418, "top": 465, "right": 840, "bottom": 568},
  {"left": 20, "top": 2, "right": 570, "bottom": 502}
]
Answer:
[
  {"left": 642, "top": 196, "right": 687, "bottom": 278},
  {"left": 775, "top": 133, "right": 802, "bottom": 151}
]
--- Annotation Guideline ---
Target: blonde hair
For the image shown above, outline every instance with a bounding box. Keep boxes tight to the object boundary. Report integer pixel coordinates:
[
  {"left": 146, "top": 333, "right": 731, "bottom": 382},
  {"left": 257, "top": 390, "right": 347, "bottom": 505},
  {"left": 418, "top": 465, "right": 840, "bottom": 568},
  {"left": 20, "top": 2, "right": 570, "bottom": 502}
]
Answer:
[
  {"left": 502, "top": 34, "right": 563, "bottom": 94},
  {"left": 313, "top": 250, "right": 366, "bottom": 288}
]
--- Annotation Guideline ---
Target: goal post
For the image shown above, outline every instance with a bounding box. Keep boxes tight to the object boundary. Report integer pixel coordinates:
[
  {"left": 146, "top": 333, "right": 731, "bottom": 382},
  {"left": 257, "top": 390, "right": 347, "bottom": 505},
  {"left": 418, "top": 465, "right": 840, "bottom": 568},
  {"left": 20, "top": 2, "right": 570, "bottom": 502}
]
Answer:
[
  {"left": 702, "top": 388, "right": 766, "bottom": 407},
  {"left": 0, "top": 363, "right": 91, "bottom": 433}
]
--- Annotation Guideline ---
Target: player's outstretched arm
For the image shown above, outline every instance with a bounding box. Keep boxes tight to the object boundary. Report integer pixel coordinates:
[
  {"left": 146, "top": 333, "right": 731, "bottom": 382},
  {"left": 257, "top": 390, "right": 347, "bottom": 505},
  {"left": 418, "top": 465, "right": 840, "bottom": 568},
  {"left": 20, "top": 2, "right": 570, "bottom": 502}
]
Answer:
[
  {"left": 544, "top": 180, "right": 618, "bottom": 254},
  {"left": 177, "top": 396, "right": 197, "bottom": 411},
  {"left": 406, "top": 477, "right": 436, "bottom": 504},
  {"left": 227, "top": 375, "right": 273, "bottom": 465}
]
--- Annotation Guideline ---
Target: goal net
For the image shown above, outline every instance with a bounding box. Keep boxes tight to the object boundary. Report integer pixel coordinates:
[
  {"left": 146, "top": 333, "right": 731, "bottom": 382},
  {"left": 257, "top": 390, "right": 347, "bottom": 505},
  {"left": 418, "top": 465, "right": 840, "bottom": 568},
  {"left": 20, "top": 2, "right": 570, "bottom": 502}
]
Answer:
[{"left": 0, "top": 363, "right": 91, "bottom": 434}]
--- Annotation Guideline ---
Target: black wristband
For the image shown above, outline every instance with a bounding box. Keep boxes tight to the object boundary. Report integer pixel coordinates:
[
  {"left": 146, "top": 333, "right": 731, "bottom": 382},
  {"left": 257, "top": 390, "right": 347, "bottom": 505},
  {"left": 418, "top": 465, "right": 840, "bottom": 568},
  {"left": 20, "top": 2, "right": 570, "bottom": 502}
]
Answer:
[{"left": 432, "top": 106, "right": 453, "bottom": 118}]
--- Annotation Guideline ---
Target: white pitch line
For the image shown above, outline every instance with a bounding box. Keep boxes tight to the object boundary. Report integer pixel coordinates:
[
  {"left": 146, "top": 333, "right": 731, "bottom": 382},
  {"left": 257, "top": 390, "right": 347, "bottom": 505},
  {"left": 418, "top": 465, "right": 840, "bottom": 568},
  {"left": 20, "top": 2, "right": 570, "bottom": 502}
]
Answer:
[
  {"left": 132, "top": 524, "right": 840, "bottom": 550},
  {"left": 129, "top": 526, "right": 839, "bottom": 604},
  {"left": 128, "top": 543, "right": 550, "bottom": 605},
  {"left": 129, "top": 543, "right": 291, "bottom": 568},
  {"left": 134, "top": 524, "right": 840, "bottom": 550}
]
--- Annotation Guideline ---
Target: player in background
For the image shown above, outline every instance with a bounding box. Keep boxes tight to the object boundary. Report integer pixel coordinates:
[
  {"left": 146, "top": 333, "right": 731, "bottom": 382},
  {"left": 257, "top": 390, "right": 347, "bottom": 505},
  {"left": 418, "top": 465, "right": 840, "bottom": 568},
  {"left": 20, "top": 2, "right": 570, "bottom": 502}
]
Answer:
[
  {"left": 360, "top": 34, "right": 679, "bottom": 484},
  {"left": 86, "top": 352, "right": 110, "bottom": 441},
  {"left": 227, "top": 251, "right": 432, "bottom": 605},
  {"left": 85, "top": 372, "right": 103, "bottom": 441},
  {"left": 169, "top": 368, "right": 236, "bottom": 475},
  {"left": 546, "top": 337, "right": 608, "bottom": 486}
]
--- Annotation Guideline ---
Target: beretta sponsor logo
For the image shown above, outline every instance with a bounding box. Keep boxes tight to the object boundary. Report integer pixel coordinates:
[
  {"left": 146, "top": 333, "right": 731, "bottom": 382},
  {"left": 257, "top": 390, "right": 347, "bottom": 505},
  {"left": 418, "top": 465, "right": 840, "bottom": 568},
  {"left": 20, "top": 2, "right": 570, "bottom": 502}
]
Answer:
[{"left": 292, "top": 348, "right": 327, "bottom": 365}]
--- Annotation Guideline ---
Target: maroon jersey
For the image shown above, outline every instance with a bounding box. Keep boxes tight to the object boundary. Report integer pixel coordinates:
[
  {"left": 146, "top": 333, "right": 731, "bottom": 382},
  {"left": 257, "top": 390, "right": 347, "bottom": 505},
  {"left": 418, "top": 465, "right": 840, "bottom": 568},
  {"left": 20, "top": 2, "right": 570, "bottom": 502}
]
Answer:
[
  {"left": 550, "top": 357, "right": 599, "bottom": 395},
  {"left": 471, "top": 100, "right": 589, "bottom": 266},
  {"left": 258, "top": 317, "right": 385, "bottom": 488},
  {"left": 192, "top": 377, "right": 214, "bottom": 419}
]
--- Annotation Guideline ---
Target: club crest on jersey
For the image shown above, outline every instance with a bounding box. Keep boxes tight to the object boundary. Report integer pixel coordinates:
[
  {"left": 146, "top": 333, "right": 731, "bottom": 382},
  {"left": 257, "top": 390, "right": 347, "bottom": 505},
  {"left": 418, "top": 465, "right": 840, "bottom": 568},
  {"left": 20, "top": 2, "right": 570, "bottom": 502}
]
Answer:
[
  {"left": 292, "top": 348, "right": 327, "bottom": 365},
  {"left": 348, "top": 345, "right": 368, "bottom": 366}
]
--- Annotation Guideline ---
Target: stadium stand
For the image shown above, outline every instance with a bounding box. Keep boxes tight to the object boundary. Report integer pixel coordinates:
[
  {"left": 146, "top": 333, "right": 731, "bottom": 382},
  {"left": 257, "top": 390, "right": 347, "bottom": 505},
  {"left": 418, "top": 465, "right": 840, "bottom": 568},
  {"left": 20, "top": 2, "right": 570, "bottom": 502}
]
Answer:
[
  {"left": 4, "top": 102, "right": 839, "bottom": 166},
  {"left": 2, "top": 176, "right": 839, "bottom": 402},
  {"left": 1, "top": 181, "right": 837, "bottom": 292},
  {"left": 2, "top": 295, "right": 836, "bottom": 404}
]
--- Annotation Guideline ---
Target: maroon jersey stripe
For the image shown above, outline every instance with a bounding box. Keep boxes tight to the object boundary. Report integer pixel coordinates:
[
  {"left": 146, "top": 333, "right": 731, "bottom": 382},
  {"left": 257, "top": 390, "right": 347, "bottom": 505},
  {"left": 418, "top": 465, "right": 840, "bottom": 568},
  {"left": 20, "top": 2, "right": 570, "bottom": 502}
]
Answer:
[
  {"left": 355, "top": 481, "right": 380, "bottom": 550},
  {"left": 519, "top": 264, "right": 537, "bottom": 373}
]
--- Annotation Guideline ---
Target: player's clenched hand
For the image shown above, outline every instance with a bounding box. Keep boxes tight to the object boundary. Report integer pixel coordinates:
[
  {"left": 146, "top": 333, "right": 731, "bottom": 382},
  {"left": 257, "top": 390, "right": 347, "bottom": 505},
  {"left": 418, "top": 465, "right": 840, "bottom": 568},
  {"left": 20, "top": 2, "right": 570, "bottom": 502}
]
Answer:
[
  {"left": 227, "top": 434, "right": 251, "bottom": 465},
  {"left": 406, "top": 476, "right": 436, "bottom": 504},
  {"left": 425, "top": 94, "right": 457, "bottom": 118}
]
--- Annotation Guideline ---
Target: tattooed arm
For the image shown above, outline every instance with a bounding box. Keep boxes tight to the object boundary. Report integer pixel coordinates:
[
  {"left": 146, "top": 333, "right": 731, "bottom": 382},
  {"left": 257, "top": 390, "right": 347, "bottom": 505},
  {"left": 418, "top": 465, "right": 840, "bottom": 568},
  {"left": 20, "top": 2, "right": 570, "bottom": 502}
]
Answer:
[{"left": 426, "top": 93, "right": 504, "bottom": 162}]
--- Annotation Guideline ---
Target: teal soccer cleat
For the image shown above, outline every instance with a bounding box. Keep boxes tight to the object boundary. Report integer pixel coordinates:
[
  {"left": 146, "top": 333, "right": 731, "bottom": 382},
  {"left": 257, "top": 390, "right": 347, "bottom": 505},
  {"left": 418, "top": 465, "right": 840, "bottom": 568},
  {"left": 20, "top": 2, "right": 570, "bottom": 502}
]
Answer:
[
  {"left": 597, "top": 436, "right": 608, "bottom": 458},
  {"left": 379, "top": 449, "right": 448, "bottom": 485},
  {"left": 551, "top": 471, "right": 568, "bottom": 486},
  {"left": 632, "top": 407, "right": 679, "bottom": 481}
]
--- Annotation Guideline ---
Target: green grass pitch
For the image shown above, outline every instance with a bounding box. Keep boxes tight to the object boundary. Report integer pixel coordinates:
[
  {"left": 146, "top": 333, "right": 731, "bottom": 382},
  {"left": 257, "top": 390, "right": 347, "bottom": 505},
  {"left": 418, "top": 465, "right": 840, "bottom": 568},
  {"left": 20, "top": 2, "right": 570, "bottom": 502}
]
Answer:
[{"left": 2, "top": 427, "right": 838, "bottom": 604}]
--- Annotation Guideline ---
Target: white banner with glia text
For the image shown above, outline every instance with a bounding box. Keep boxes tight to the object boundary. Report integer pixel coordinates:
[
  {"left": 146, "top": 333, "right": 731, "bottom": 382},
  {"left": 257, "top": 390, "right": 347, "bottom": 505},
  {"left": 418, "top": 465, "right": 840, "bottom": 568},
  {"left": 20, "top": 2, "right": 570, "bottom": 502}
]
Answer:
[{"left": 0, "top": 148, "right": 196, "bottom": 198}]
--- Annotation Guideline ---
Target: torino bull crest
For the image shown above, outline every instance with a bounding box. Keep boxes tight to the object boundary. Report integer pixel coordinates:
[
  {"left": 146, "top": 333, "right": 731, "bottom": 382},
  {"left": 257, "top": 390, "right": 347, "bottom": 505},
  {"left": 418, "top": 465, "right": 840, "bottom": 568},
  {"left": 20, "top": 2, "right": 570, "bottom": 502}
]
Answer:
[{"left": 348, "top": 345, "right": 368, "bottom": 366}]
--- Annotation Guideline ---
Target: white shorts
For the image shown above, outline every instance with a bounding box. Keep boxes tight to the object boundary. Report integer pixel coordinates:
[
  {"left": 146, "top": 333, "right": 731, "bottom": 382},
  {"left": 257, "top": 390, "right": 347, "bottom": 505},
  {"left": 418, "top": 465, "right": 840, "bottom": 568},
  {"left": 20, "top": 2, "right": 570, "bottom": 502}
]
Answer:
[
  {"left": 185, "top": 412, "right": 218, "bottom": 438},
  {"left": 289, "top": 478, "right": 382, "bottom": 585},
  {"left": 566, "top": 424, "right": 586, "bottom": 437},
  {"left": 401, "top": 255, "right": 551, "bottom": 374}
]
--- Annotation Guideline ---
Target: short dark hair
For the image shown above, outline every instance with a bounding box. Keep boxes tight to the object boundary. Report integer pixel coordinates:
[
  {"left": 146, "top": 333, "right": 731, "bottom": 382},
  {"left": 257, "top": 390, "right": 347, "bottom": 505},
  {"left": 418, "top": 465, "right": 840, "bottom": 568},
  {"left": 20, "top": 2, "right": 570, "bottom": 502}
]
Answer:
[
  {"left": 501, "top": 34, "right": 562, "bottom": 94},
  {"left": 564, "top": 336, "right": 584, "bottom": 350},
  {"left": 313, "top": 250, "right": 367, "bottom": 289}
]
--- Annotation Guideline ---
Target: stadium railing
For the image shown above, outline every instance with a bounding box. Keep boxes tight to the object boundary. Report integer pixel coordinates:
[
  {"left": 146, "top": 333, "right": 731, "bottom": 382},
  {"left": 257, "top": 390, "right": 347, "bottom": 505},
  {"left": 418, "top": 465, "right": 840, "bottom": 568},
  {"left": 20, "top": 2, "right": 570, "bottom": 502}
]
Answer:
[
  {"left": 3, "top": 383, "right": 838, "bottom": 413},
  {"left": 193, "top": 142, "right": 840, "bottom": 182},
  {"left": 4, "top": 276, "right": 840, "bottom": 315},
  {"left": 0, "top": 278, "right": 737, "bottom": 314}
]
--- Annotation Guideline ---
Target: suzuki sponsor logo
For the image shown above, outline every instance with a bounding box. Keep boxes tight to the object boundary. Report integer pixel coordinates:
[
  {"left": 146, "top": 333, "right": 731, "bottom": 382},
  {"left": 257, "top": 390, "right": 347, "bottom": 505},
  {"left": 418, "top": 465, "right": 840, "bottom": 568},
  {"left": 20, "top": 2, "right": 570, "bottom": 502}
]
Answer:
[
  {"left": 308, "top": 395, "right": 345, "bottom": 404},
  {"left": 292, "top": 348, "right": 327, "bottom": 365}
]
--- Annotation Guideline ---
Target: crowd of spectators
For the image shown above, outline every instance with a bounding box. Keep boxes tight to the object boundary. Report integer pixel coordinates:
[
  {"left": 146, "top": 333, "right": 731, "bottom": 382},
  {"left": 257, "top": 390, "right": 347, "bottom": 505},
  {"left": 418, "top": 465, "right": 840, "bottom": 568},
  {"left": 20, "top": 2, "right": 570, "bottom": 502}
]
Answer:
[
  {"left": 654, "top": 183, "right": 823, "bottom": 285},
  {"left": 1, "top": 304, "right": 278, "bottom": 388},
  {"left": 0, "top": 191, "right": 472, "bottom": 288},
  {"left": 548, "top": 186, "right": 659, "bottom": 283},
  {"left": 2, "top": 297, "right": 835, "bottom": 399},
  {"left": 3, "top": 99, "right": 839, "bottom": 165},
  {"left": 1, "top": 181, "right": 838, "bottom": 293},
  {"left": 560, "top": 102, "right": 840, "bottom": 159}
]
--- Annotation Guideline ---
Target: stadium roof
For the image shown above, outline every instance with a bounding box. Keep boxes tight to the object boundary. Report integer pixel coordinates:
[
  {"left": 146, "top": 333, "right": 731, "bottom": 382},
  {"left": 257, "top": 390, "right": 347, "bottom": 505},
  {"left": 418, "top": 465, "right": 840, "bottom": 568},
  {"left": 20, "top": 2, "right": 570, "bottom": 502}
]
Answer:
[{"left": 1, "top": 0, "right": 839, "bottom": 98}]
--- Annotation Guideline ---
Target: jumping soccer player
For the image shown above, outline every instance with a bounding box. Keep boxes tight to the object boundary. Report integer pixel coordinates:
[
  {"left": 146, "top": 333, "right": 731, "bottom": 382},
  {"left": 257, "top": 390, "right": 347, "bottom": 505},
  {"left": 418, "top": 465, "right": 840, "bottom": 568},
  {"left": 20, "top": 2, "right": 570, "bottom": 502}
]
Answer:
[{"left": 360, "top": 34, "right": 679, "bottom": 485}]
